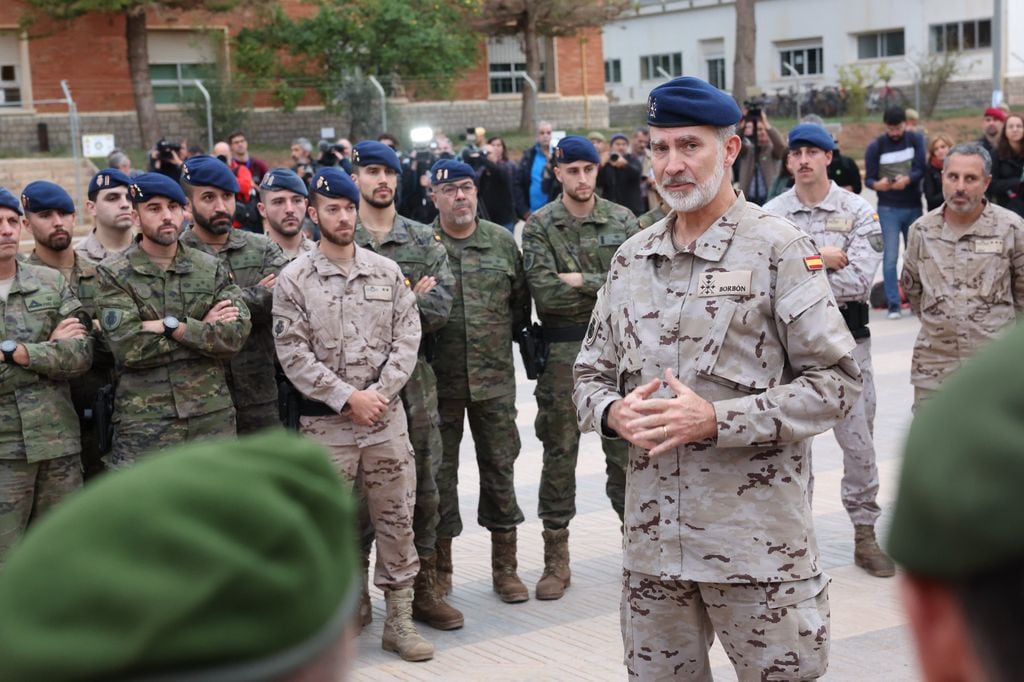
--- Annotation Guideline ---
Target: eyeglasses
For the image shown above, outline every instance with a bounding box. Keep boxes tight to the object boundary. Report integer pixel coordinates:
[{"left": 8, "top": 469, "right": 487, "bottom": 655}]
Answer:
[{"left": 438, "top": 182, "right": 477, "bottom": 198}]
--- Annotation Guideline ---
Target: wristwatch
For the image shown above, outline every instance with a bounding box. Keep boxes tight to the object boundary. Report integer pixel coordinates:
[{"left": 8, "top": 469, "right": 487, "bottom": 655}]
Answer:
[
  {"left": 162, "top": 316, "right": 180, "bottom": 339},
  {"left": 1, "top": 340, "right": 17, "bottom": 364}
]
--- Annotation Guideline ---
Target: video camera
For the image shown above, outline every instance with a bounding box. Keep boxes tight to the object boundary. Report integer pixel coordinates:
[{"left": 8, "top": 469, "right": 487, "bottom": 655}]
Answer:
[
  {"left": 316, "top": 139, "right": 348, "bottom": 167},
  {"left": 743, "top": 96, "right": 770, "bottom": 121},
  {"left": 155, "top": 138, "right": 182, "bottom": 162}
]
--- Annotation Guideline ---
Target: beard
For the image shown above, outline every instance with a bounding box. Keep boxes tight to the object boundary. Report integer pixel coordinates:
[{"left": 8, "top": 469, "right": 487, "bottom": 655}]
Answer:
[
  {"left": 656, "top": 150, "right": 726, "bottom": 213},
  {"left": 43, "top": 229, "right": 72, "bottom": 251},
  {"left": 564, "top": 184, "right": 594, "bottom": 203},
  {"left": 364, "top": 194, "right": 394, "bottom": 209},
  {"left": 146, "top": 223, "right": 179, "bottom": 246},
  {"left": 268, "top": 216, "right": 302, "bottom": 237},
  {"left": 320, "top": 222, "right": 354, "bottom": 246},
  {"left": 194, "top": 210, "right": 233, "bottom": 235}
]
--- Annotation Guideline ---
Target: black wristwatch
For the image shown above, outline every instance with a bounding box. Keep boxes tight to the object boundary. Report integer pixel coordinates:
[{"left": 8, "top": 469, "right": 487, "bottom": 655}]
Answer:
[
  {"left": 1, "top": 340, "right": 17, "bottom": 364},
  {"left": 162, "top": 316, "right": 180, "bottom": 339}
]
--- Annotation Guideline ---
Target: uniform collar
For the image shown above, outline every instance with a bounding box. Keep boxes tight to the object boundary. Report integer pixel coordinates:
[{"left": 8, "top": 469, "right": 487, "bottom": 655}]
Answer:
[
  {"left": 355, "top": 213, "right": 413, "bottom": 248},
  {"left": 127, "top": 236, "right": 195, "bottom": 275},
  {"left": 637, "top": 192, "right": 745, "bottom": 263},
  {"left": 10, "top": 261, "right": 42, "bottom": 295},
  {"left": 549, "top": 196, "right": 612, "bottom": 229},
  {"left": 432, "top": 218, "right": 490, "bottom": 250},
  {"left": 25, "top": 250, "right": 96, "bottom": 278},
  {"left": 179, "top": 227, "right": 247, "bottom": 254},
  {"left": 311, "top": 243, "right": 372, "bottom": 279},
  {"left": 940, "top": 199, "right": 1003, "bottom": 240},
  {"left": 790, "top": 181, "right": 844, "bottom": 213}
]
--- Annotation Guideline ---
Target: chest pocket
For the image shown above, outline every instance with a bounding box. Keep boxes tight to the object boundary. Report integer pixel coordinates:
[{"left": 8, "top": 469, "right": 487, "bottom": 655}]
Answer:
[
  {"left": 224, "top": 249, "right": 266, "bottom": 287},
  {"left": 175, "top": 272, "right": 217, "bottom": 321},
  {"left": 6, "top": 291, "right": 63, "bottom": 342},
  {"left": 394, "top": 254, "right": 430, "bottom": 285},
  {"left": 693, "top": 296, "right": 785, "bottom": 393}
]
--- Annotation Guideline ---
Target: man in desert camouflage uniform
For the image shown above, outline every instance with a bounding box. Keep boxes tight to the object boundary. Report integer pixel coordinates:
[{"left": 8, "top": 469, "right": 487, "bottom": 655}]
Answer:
[
  {"left": 522, "top": 135, "right": 639, "bottom": 601},
  {"left": 21, "top": 179, "right": 111, "bottom": 479},
  {"left": 427, "top": 159, "right": 532, "bottom": 605},
  {"left": 764, "top": 124, "right": 894, "bottom": 578},
  {"left": 573, "top": 77, "right": 862, "bottom": 681},
  {"left": 257, "top": 168, "right": 316, "bottom": 262},
  {"left": 272, "top": 167, "right": 432, "bottom": 662},
  {"left": 96, "top": 173, "right": 251, "bottom": 468},
  {"left": 0, "top": 186, "right": 92, "bottom": 564},
  {"left": 350, "top": 141, "right": 460, "bottom": 631},
  {"left": 178, "top": 156, "right": 287, "bottom": 434},
  {"left": 78, "top": 168, "right": 135, "bottom": 262},
  {"left": 902, "top": 142, "right": 1024, "bottom": 410}
]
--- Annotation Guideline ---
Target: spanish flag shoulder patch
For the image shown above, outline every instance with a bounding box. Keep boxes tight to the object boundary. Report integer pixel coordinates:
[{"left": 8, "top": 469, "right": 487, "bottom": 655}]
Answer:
[{"left": 804, "top": 254, "right": 825, "bottom": 271}]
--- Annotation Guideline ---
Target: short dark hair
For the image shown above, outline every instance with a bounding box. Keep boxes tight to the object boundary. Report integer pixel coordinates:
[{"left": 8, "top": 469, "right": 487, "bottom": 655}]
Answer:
[
  {"left": 883, "top": 106, "right": 906, "bottom": 125},
  {"left": 950, "top": 556, "right": 1024, "bottom": 682},
  {"left": 377, "top": 132, "right": 398, "bottom": 147},
  {"left": 227, "top": 131, "right": 247, "bottom": 144}
]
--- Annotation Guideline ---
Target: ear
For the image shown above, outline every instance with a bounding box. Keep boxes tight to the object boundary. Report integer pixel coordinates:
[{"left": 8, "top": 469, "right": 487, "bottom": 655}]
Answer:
[
  {"left": 723, "top": 134, "right": 742, "bottom": 167},
  {"left": 307, "top": 204, "right": 320, "bottom": 225},
  {"left": 553, "top": 164, "right": 564, "bottom": 184},
  {"left": 257, "top": 202, "right": 267, "bottom": 219}
]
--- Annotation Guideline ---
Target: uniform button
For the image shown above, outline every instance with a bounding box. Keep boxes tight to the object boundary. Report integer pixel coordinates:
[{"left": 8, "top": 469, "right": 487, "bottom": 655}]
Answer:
[{"left": 664, "top": 519, "right": 671, "bottom": 525}]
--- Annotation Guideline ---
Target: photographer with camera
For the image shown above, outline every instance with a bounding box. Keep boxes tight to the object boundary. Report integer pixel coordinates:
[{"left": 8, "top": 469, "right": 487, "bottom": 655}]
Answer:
[
  {"left": 596, "top": 132, "right": 644, "bottom": 216},
  {"left": 289, "top": 137, "right": 319, "bottom": 188},
  {"left": 736, "top": 106, "right": 786, "bottom": 206},
  {"left": 474, "top": 137, "right": 518, "bottom": 231},
  {"left": 315, "top": 138, "right": 353, "bottom": 173},
  {"left": 149, "top": 138, "right": 185, "bottom": 182}
]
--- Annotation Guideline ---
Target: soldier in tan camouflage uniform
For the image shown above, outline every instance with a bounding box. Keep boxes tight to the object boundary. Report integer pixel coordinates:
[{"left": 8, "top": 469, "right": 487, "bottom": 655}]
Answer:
[
  {"left": 178, "top": 156, "right": 287, "bottom": 434},
  {"left": 79, "top": 168, "right": 135, "bottom": 262},
  {"left": 427, "top": 159, "right": 532, "bottom": 605},
  {"left": 96, "top": 173, "right": 251, "bottom": 468},
  {"left": 0, "top": 186, "right": 92, "bottom": 564},
  {"left": 522, "top": 135, "right": 639, "bottom": 601},
  {"left": 573, "top": 77, "right": 862, "bottom": 681},
  {"left": 272, "top": 167, "right": 432, "bottom": 662},
  {"left": 21, "top": 179, "right": 112, "bottom": 479},
  {"left": 257, "top": 168, "right": 316, "bottom": 261},
  {"left": 351, "top": 141, "right": 460, "bottom": 631},
  {"left": 764, "top": 124, "right": 894, "bottom": 578}
]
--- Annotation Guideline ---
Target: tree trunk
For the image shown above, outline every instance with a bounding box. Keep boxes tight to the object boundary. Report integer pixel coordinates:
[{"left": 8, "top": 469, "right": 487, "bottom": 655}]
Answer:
[
  {"left": 125, "top": 6, "right": 161, "bottom": 147},
  {"left": 732, "top": 0, "right": 756, "bottom": 104},
  {"left": 519, "top": 14, "right": 540, "bottom": 133}
]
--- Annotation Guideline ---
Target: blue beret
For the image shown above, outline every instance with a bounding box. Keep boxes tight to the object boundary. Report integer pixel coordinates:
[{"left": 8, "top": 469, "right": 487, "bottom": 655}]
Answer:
[
  {"left": 260, "top": 168, "right": 308, "bottom": 197},
  {"left": 788, "top": 124, "right": 836, "bottom": 151},
  {"left": 129, "top": 172, "right": 188, "bottom": 206},
  {"left": 352, "top": 141, "right": 401, "bottom": 174},
  {"left": 181, "top": 155, "right": 240, "bottom": 194},
  {"left": 0, "top": 188, "right": 22, "bottom": 216},
  {"left": 21, "top": 181, "right": 75, "bottom": 214},
  {"left": 609, "top": 133, "right": 629, "bottom": 145},
  {"left": 554, "top": 136, "right": 600, "bottom": 165},
  {"left": 88, "top": 169, "right": 132, "bottom": 200},
  {"left": 646, "top": 76, "right": 742, "bottom": 128},
  {"left": 429, "top": 159, "right": 476, "bottom": 185},
  {"left": 310, "top": 167, "right": 359, "bottom": 206}
]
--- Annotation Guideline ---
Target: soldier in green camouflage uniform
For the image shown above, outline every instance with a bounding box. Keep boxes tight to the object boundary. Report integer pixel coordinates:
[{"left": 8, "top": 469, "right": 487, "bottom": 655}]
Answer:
[
  {"left": 637, "top": 200, "right": 667, "bottom": 229},
  {"left": 96, "top": 173, "right": 251, "bottom": 468},
  {"left": 0, "top": 186, "right": 92, "bottom": 564},
  {"left": 350, "top": 141, "right": 460, "bottom": 631},
  {"left": 428, "top": 159, "right": 533, "bottom": 604},
  {"left": 522, "top": 136, "right": 639, "bottom": 600},
  {"left": 178, "top": 156, "right": 287, "bottom": 434}
]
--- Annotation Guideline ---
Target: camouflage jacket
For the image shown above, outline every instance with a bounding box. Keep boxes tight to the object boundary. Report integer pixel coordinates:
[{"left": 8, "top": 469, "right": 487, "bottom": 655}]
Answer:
[
  {"left": 0, "top": 263, "right": 93, "bottom": 462},
  {"left": 179, "top": 228, "right": 287, "bottom": 407},
  {"left": 522, "top": 195, "right": 639, "bottom": 328},
  {"left": 573, "top": 194, "right": 862, "bottom": 583},
  {"left": 430, "top": 218, "right": 531, "bottom": 401},
  {"left": 277, "top": 235, "right": 316, "bottom": 262},
  {"left": 901, "top": 201, "right": 1024, "bottom": 390},
  {"left": 764, "top": 182, "right": 883, "bottom": 303},
  {"left": 74, "top": 230, "right": 122, "bottom": 263},
  {"left": 273, "top": 245, "right": 421, "bottom": 447},
  {"left": 637, "top": 203, "right": 667, "bottom": 230},
  {"left": 96, "top": 238, "right": 252, "bottom": 421}
]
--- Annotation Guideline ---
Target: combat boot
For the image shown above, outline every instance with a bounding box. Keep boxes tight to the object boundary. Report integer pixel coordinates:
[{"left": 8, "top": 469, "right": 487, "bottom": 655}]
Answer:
[
  {"left": 412, "top": 553, "right": 464, "bottom": 630},
  {"left": 382, "top": 587, "right": 434, "bottom": 662},
  {"left": 854, "top": 524, "right": 896, "bottom": 578},
  {"left": 358, "top": 551, "right": 372, "bottom": 630},
  {"left": 535, "top": 528, "right": 571, "bottom": 600},
  {"left": 435, "top": 537, "right": 453, "bottom": 596},
  {"left": 491, "top": 529, "right": 529, "bottom": 603}
]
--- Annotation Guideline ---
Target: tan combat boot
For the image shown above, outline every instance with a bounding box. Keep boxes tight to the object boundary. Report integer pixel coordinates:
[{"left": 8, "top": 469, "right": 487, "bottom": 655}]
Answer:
[
  {"left": 535, "top": 528, "right": 571, "bottom": 600},
  {"left": 358, "top": 551, "right": 372, "bottom": 630},
  {"left": 412, "top": 553, "right": 465, "bottom": 630},
  {"left": 854, "top": 524, "right": 896, "bottom": 578},
  {"left": 382, "top": 587, "right": 434, "bottom": 661},
  {"left": 435, "top": 537, "right": 453, "bottom": 596},
  {"left": 491, "top": 529, "right": 530, "bottom": 603}
]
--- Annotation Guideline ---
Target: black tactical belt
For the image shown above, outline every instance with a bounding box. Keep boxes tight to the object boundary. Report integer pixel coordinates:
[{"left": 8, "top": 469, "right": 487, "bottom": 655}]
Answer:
[
  {"left": 840, "top": 301, "right": 871, "bottom": 340},
  {"left": 297, "top": 398, "right": 337, "bottom": 417},
  {"left": 540, "top": 325, "right": 589, "bottom": 343}
]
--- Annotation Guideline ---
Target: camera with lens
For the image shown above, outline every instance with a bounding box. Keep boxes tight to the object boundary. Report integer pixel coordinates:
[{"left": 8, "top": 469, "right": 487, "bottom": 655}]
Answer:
[
  {"left": 743, "top": 96, "right": 769, "bottom": 121},
  {"left": 609, "top": 152, "right": 621, "bottom": 163},
  {"left": 156, "top": 138, "right": 182, "bottom": 162},
  {"left": 316, "top": 140, "right": 349, "bottom": 167}
]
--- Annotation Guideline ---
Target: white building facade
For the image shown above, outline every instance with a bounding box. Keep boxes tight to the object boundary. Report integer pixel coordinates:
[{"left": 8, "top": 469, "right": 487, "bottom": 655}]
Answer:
[{"left": 602, "top": 0, "right": 1023, "bottom": 109}]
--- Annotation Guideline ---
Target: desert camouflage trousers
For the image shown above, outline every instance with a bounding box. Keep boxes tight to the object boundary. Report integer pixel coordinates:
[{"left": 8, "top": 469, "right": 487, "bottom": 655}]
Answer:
[{"left": 0, "top": 454, "right": 83, "bottom": 565}]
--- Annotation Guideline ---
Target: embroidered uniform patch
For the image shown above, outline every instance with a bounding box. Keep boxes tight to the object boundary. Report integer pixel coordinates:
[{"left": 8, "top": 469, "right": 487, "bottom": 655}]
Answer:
[
  {"left": 974, "top": 238, "right": 1003, "bottom": 254},
  {"left": 101, "top": 309, "right": 124, "bottom": 331},
  {"left": 804, "top": 255, "right": 825, "bottom": 271},
  {"left": 697, "top": 270, "right": 752, "bottom": 297},
  {"left": 364, "top": 285, "right": 393, "bottom": 301}
]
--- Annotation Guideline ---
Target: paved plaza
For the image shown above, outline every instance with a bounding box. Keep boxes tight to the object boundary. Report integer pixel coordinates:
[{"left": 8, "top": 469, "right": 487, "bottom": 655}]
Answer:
[{"left": 353, "top": 309, "right": 923, "bottom": 680}]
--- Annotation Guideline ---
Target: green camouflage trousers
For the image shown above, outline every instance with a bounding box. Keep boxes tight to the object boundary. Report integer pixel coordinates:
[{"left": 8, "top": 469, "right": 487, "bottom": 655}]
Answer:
[
  {"left": 0, "top": 455, "right": 83, "bottom": 564},
  {"left": 105, "top": 407, "right": 237, "bottom": 469},
  {"left": 435, "top": 392, "right": 525, "bottom": 538},
  {"left": 536, "top": 341, "right": 626, "bottom": 530},
  {"left": 235, "top": 400, "right": 282, "bottom": 436}
]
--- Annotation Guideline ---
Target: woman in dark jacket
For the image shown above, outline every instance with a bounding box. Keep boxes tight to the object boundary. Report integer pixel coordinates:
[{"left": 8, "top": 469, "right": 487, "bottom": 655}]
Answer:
[
  {"left": 923, "top": 133, "right": 953, "bottom": 212},
  {"left": 478, "top": 137, "right": 519, "bottom": 231},
  {"left": 991, "top": 114, "right": 1024, "bottom": 218}
]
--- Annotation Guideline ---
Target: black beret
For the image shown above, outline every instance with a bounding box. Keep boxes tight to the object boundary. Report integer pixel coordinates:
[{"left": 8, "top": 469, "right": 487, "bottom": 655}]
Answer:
[
  {"left": 554, "top": 135, "right": 600, "bottom": 165},
  {"left": 310, "top": 167, "right": 359, "bottom": 206},
  {"left": 429, "top": 159, "right": 476, "bottom": 185},
  {"left": 352, "top": 141, "right": 401, "bottom": 174},
  {"left": 646, "top": 76, "right": 742, "bottom": 128},
  {"left": 260, "top": 168, "right": 308, "bottom": 197},
  {"left": 21, "top": 181, "right": 75, "bottom": 214},
  {"left": 0, "top": 187, "right": 23, "bottom": 216},
  {"left": 88, "top": 169, "right": 132, "bottom": 200},
  {"left": 788, "top": 124, "right": 836, "bottom": 151},
  {"left": 182, "top": 155, "right": 240, "bottom": 194},
  {"left": 129, "top": 172, "right": 188, "bottom": 206}
]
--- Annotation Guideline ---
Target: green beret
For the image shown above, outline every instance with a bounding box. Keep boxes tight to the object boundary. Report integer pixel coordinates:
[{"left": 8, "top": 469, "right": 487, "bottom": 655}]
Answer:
[
  {"left": 888, "top": 323, "right": 1024, "bottom": 579},
  {"left": 0, "top": 429, "right": 358, "bottom": 681}
]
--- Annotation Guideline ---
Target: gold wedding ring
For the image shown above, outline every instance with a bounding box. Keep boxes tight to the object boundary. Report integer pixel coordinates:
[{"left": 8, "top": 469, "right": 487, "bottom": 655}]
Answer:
[{"left": 662, "top": 426, "right": 668, "bottom": 441}]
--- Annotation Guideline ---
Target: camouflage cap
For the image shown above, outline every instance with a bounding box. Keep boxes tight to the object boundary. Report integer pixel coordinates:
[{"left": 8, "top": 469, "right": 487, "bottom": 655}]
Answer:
[
  {"left": 0, "top": 429, "right": 359, "bottom": 681},
  {"left": 888, "top": 323, "right": 1024, "bottom": 579}
]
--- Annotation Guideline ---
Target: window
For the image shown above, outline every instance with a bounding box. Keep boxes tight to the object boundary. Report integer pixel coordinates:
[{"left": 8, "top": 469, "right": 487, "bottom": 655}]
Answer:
[
  {"left": 147, "top": 30, "right": 219, "bottom": 105},
  {"left": 779, "top": 43, "right": 823, "bottom": 77},
  {"left": 707, "top": 58, "right": 726, "bottom": 90},
  {"left": 640, "top": 53, "right": 683, "bottom": 81},
  {"left": 150, "top": 63, "right": 213, "bottom": 104},
  {"left": 488, "top": 37, "right": 547, "bottom": 95},
  {"left": 930, "top": 19, "right": 992, "bottom": 53},
  {"left": 857, "top": 30, "right": 905, "bottom": 59},
  {"left": 0, "top": 32, "right": 22, "bottom": 108},
  {"left": 604, "top": 59, "right": 622, "bottom": 84}
]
